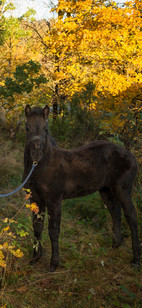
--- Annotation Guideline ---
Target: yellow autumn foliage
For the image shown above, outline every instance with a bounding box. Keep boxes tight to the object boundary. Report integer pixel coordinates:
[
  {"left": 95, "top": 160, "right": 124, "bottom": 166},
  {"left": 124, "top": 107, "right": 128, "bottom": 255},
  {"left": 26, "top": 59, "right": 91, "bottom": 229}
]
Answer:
[
  {"left": 0, "top": 251, "right": 6, "bottom": 268},
  {"left": 43, "top": 0, "right": 142, "bottom": 133},
  {"left": 0, "top": 0, "right": 141, "bottom": 136},
  {"left": 26, "top": 202, "right": 39, "bottom": 214}
]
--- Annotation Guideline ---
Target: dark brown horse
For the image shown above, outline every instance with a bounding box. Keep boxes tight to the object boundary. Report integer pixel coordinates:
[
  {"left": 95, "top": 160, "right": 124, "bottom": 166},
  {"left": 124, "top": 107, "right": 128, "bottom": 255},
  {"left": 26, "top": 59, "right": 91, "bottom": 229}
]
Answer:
[{"left": 23, "top": 105, "right": 141, "bottom": 271}]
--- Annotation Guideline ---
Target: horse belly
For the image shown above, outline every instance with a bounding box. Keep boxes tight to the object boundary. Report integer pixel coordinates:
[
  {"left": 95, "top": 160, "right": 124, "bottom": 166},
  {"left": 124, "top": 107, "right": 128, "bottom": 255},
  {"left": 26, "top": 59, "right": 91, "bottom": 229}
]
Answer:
[
  {"left": 64, "top": 171, "right": 104, "bottom": 199},
  {"left": 64, "top": 187, "right": 97, "bottom": 199}
]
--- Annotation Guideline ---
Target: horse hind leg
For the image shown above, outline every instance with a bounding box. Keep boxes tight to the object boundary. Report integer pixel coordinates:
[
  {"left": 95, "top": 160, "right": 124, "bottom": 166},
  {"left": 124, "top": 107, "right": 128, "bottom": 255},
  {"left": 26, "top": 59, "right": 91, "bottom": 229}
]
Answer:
[
  {"left": 116, "top": 187, "right": 141, "bottom": 266},
  {"left": 99, "top": 187, "right": 122, "bottom": 248}
]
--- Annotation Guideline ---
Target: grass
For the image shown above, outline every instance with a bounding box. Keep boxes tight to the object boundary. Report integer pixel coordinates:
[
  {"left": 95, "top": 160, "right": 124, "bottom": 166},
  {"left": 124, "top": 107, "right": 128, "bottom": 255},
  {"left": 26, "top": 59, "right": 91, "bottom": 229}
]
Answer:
[
  {"left": 0, "top": 140, "right": 142, "bottom": 307},
  {"left": 1, "top": 206, "right": 142, "bottom": 308}
]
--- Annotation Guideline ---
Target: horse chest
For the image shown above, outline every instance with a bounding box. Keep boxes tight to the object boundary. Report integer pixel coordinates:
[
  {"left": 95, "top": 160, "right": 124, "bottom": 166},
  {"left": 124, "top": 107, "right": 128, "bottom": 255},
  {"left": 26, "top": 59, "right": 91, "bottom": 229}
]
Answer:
[{"left": 31, "top": 165, "right": 65, "bottom": 199}]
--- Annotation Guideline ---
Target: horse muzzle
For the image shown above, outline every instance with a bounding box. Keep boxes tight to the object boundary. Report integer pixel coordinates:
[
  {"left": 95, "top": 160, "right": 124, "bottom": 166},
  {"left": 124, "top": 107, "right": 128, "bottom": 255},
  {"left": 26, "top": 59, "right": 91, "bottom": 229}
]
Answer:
[
  {"left": 31, "top": 148, "right": 43, "bottom": 162},
  {"left": 28, "top": 136, "right": 44, "bottom": 163}
]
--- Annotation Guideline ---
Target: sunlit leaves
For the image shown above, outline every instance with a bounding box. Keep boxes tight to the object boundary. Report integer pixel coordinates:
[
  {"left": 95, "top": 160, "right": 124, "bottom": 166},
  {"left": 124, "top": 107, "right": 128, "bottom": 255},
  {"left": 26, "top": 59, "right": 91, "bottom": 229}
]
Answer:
[
  {"left": 0, "top": 218, "right": 24, "bottom": 268},
  {"left": 24, "top": 188, "right": 39, "bottom": 214},
  {"left": 0, "top": 190, "right": 39, "bottom": 269},
  {"left": 44, "top": 0, "right": 142, "bottom": 98},
  {"left": 0, "top": 0, "right": 142, "bottom": 137},
  {"left": 0, "top": 250, "right": 6, "bottom": 268},
  {"left": 43, "top": 0, "right": 142, "bottom": 134},
  {"left": 26, "top": 203, "right": 39, "bottom": 214}
]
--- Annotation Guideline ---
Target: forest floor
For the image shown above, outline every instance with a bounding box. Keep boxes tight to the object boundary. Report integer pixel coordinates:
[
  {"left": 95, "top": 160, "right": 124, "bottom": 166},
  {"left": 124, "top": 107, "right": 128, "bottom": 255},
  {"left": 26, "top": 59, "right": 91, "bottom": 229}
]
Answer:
[{"left": 0, "top": 140, "right": 142, "bottom": 308}]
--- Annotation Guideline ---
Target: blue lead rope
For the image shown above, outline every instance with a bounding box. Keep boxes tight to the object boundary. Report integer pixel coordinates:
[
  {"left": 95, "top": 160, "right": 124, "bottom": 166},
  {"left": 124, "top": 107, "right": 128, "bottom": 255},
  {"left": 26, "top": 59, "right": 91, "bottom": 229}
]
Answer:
[{"left": 0, "top": 163, "right": 37, "bottom": 198}]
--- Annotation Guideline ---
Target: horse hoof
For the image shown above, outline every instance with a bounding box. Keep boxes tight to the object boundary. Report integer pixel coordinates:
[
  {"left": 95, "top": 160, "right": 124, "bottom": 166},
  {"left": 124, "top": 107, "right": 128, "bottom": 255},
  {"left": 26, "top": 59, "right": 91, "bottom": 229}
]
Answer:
[
  {"left": 112, "top": 240, "right": 121, "bottom": 248},
  {"left": 29, "top": 257, "right": 40, "bottom": 266},
  {"left": 49, "top": 260, "right": 59, "bottom": 272},
  {"left": 131, "top": 259, "right": 141, "bottom": 268},
  {"left": 29, "top": 243, "right": 42, "bottom": 266},
  {"left": 49, "top": 265, "right": 57, "bottom": 272}
]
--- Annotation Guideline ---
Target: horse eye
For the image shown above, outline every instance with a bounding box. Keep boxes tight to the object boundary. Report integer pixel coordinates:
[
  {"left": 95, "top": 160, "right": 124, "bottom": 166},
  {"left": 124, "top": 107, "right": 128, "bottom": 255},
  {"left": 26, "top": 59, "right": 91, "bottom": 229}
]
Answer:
[{"left": 26, "top": 126, "right": 29, "bottom": 132}]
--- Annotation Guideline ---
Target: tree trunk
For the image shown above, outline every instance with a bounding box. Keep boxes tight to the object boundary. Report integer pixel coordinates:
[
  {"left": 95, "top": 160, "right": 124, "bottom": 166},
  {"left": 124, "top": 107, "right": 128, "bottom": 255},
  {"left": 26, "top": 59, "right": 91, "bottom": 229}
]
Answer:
[{"left": 52, "top": 84, "right": 58, "bottom": 120}]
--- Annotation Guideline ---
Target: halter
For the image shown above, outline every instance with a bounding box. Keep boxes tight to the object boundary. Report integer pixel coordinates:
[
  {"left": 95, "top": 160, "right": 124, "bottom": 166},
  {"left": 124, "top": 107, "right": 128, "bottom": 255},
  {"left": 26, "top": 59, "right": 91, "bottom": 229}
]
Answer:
[{"left": 27, "top": 135, "right": 42, "bottom": 146}]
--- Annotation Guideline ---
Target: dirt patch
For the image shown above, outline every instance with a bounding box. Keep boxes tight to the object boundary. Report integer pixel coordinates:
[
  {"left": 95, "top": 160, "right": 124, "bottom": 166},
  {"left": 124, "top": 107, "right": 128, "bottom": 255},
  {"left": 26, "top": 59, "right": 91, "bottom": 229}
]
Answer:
[{"left": 0, "top": 155, "right": 21, "bottom": 170}]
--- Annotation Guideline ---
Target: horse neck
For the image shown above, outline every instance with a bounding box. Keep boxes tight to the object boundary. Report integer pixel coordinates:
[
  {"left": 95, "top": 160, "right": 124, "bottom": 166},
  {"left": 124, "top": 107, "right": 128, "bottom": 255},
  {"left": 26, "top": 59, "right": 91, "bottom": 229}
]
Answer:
[{"left": 45, "top": 135, "right": 53, "bottom": 159}]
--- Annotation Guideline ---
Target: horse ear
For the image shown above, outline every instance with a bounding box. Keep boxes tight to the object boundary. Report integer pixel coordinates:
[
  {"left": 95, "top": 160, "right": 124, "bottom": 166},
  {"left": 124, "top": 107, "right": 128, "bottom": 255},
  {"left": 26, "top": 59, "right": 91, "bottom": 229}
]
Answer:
[
  {"left": 25, "top": 105, "right": 31, "bottom": 117},
  {"left": 43, "top": 105, "right": 49, "bottom": 120}
]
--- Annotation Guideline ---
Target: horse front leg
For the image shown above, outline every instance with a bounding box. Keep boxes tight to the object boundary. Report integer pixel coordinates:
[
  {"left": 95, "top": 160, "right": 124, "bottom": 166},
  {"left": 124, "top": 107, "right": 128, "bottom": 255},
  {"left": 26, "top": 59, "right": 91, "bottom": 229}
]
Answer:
[
  {"left": 30, "top": 201, "right": 45, "bottom": 265},
  {"left": 48, "top": 202, "right": 61, "bottom": 272}
]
